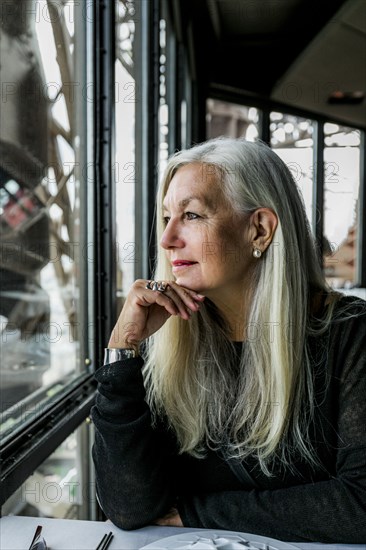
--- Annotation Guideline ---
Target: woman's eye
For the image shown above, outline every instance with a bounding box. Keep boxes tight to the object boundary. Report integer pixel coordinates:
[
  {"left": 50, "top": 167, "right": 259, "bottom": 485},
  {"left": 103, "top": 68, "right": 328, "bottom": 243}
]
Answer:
[
  {"left": 163, "top": 216, "right": 170, "bottom": 225},
  {"left": 185, "top": 212, "right": 199, "bottom": 220}
]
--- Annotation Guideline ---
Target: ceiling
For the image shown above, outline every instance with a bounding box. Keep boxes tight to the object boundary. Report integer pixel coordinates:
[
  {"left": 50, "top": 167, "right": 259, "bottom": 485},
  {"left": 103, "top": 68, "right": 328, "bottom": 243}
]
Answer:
[{"left": 175, "top": 0, "right": 366, "bottom": 128}]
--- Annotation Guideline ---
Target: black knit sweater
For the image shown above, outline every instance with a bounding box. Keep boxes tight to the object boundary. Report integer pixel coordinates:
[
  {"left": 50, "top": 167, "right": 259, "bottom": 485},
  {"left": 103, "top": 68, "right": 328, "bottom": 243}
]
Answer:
[{"left": 91, "top": 296, "right": 366, "bottom": 543}]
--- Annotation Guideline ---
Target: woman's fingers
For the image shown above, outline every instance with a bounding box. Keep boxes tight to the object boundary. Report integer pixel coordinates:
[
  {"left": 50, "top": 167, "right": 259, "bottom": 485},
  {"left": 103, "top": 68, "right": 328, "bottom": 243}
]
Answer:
[
  {"left": 109, "top": 280, "right": 206, "bottom": 348},
  {"left": 142, "top": 280, "right": 204, "bottom": 320},
  {"left": 150, "top": 292, "right": 181, "bottom": 317},
  {"left": 165, "top": 282, "right": 202, "bottom": 318}
]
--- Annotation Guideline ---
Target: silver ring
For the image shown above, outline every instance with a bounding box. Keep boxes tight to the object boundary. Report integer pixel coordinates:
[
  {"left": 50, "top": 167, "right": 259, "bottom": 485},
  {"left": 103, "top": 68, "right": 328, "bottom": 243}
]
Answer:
[{"left": 145, "top": 280, "right": 169, "bottom": 292}]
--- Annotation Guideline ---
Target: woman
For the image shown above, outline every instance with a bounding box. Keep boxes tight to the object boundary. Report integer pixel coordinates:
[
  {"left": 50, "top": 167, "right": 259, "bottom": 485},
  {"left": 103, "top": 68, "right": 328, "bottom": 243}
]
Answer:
[{"left": 92, "top": 138, "right": 366, "bottom": 543}]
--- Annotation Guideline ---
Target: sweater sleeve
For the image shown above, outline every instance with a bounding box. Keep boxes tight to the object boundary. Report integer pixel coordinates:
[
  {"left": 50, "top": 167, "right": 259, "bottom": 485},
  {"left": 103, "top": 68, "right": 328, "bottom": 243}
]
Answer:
[
  {"left": 178, "top": 306, "right": 366, "bottom": 543},
  {"left": 91, "top": 357, "right": 177, "bottom": 530}
]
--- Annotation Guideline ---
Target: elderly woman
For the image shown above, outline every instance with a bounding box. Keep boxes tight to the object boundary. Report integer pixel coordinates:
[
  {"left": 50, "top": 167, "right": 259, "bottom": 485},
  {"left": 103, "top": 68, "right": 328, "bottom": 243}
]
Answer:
[{"left": 91, "top": 138, "right": 366, "bottom": 543}]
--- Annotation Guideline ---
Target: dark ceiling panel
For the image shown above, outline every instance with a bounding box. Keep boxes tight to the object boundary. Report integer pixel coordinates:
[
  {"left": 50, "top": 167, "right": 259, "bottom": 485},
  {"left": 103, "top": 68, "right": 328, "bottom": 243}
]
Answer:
[
  {"left": 203, "top": 0, "right": 349, "bottom": 94},
  {"left": 214, "top": 0, "right": 305, "bottom": 37}
]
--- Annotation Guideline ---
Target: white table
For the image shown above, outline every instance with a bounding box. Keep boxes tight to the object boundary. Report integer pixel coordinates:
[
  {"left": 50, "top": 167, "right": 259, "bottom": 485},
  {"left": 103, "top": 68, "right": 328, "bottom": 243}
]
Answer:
[{"left": 0, "top": 516, "right": 365, "bottom": 550}]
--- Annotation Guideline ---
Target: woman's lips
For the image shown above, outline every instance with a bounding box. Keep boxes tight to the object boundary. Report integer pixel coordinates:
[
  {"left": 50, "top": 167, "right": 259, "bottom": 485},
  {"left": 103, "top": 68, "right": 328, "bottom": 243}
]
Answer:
[{"left": 172, "top": 261, "right": 197, "bottom": 271}]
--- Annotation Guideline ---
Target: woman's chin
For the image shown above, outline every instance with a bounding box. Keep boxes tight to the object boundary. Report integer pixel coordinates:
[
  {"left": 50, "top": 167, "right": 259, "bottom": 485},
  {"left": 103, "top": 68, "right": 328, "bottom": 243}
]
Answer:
[{"left": 174, "top": 275, "right": 202, "bottom": 292}]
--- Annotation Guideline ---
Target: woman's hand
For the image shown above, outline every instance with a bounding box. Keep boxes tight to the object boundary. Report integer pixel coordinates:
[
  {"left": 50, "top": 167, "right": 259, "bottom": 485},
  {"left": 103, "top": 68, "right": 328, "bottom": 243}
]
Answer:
[
  {"left": 108, "top": 279, "right": 205, "bottom": 350},
  {"left": 154, "top": 507, "right": 183, "bottom": 527}
]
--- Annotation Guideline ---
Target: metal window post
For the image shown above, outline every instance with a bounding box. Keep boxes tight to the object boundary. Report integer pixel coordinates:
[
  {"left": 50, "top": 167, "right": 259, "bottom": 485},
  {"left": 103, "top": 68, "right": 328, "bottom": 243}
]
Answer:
[{"left": 94, "top": 0, "right": 116, "bottom": 360}]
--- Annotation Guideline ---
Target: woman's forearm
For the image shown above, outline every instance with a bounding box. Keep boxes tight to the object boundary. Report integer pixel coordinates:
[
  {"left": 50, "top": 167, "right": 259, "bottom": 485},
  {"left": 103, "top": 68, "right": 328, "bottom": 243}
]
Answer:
[{"left": 91, "top": 358, "right": 177, "bottom": 530}]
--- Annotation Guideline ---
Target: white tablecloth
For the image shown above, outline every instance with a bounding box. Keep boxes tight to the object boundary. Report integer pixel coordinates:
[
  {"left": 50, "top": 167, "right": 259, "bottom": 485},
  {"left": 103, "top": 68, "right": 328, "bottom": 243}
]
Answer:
[{"left": 0, "top": 516, "right": 365, "bottom": 550}]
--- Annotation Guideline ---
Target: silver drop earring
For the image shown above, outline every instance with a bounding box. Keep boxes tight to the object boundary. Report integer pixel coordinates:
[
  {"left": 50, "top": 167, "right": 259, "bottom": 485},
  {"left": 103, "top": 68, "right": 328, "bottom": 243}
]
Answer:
[{"left": 253, "top": 248, "right": 262, "bottom": 258}]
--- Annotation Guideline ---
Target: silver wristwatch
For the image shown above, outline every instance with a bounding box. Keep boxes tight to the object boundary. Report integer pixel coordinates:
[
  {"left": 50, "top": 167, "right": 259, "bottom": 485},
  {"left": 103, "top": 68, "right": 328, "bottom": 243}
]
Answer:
[{"left": 103, "top": 348, "right": 138, "bottom": 364}]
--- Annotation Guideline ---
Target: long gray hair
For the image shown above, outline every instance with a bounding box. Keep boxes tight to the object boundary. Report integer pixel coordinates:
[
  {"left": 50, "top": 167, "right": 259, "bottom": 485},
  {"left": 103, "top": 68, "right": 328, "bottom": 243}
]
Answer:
[{"left": 143, "top": 137, "right": 338, "bottom": 475}]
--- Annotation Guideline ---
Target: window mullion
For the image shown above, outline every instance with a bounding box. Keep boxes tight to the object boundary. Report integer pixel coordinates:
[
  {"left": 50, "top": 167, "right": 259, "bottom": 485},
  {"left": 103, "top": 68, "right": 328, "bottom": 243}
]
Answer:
[{"left": 313, "top": 121, "right": 325, "bottom": 262}]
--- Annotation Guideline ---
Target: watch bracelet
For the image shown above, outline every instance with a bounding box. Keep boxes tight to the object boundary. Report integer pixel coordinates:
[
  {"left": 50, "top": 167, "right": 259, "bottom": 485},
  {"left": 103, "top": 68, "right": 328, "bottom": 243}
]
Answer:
[{"left": 103, "top": 347, "right": 139, "bottom": 364}]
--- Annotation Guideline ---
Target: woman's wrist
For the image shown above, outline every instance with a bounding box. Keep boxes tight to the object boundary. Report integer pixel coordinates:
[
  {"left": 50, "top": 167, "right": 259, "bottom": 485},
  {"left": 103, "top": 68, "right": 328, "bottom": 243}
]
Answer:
[{"left": 107, "top": 338, "right": 140, "bottom": 354}]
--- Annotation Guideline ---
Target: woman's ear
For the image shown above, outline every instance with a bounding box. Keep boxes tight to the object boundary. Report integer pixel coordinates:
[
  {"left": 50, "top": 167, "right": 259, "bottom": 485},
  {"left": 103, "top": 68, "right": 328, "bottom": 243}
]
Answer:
[{"left": 250, "top": 208, "right": 278, "bottom": 251}]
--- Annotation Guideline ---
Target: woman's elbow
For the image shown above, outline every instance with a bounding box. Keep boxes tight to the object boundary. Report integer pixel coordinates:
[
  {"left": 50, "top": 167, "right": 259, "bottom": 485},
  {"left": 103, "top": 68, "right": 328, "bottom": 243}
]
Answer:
[
  {"left": 98, "top": 495, "right": 162, "bottom": 531},
  {"left": 107, "top": 511, "right": 148, "bottom": 531}
]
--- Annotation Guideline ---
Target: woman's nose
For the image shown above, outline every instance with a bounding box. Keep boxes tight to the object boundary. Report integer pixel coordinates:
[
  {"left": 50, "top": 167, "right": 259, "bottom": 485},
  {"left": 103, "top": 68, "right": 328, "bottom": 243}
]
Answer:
[{"left": 160, "top": 220, "right": 184, "bottom": 249}]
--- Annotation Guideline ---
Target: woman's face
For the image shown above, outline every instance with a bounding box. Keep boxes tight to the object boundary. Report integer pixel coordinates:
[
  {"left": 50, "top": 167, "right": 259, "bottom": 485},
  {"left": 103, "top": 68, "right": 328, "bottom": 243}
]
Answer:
[{"left": 160, "top": 162, "right": 255, "bottom": 302}]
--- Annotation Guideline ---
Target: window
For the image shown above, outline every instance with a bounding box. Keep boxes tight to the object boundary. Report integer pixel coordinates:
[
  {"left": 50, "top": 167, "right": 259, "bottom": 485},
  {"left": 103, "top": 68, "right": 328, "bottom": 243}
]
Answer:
[
  {"left": 205, "top": 102, "right": 364, "bottom": 292},
  {"left": 0, "top": 0, "right": 95, "bottom": 508},
  {"left": 158, "top": 16, "right": 169, "bottom": 179},
  {"left": 269, "top": 112, "right": 363, "bottom": 291},
  {"left": 270, "top": 112, "right": 315, "bottom": 228},
  {"left": 0, "top": 0, "right": 91, "bottom": 421},
  {"left": 2, "top": 422, "right": 93, "bottom": 519},
  {"left": 115, "top": 0, "right": 137, "bottom": 307},
  {"left": 323, "top": 125, "right": 361, "bottom": 289},
  {"left": 206, "top": 99, "right": 260, "bottom": 141}
]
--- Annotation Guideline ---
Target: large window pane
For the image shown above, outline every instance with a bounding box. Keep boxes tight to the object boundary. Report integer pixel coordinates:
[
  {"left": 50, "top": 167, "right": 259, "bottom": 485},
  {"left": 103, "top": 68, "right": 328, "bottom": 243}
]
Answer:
[
  {"left": 270, "top": 112, "right": 315, "bottom": 228},
  {"left": 2, "top": 422, "right": 92, "bottom": 519},
  {"left": 0, "top": 2, "right": 88, "bottom": 424},
  {"left": 115, "top": 0, "right": 136, "bottom": 310},
  {"left": 323, "top": 125, "right": 361, "bottom": 289},
  {"left": 158, "top": 16, "right": 169, "bottom": 180}
]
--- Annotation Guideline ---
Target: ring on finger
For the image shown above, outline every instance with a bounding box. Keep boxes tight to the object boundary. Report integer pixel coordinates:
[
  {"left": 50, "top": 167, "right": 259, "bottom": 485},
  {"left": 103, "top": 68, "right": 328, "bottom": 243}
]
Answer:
[{"left": 145, "top": 280, "right": 169, "bottom": 293}]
